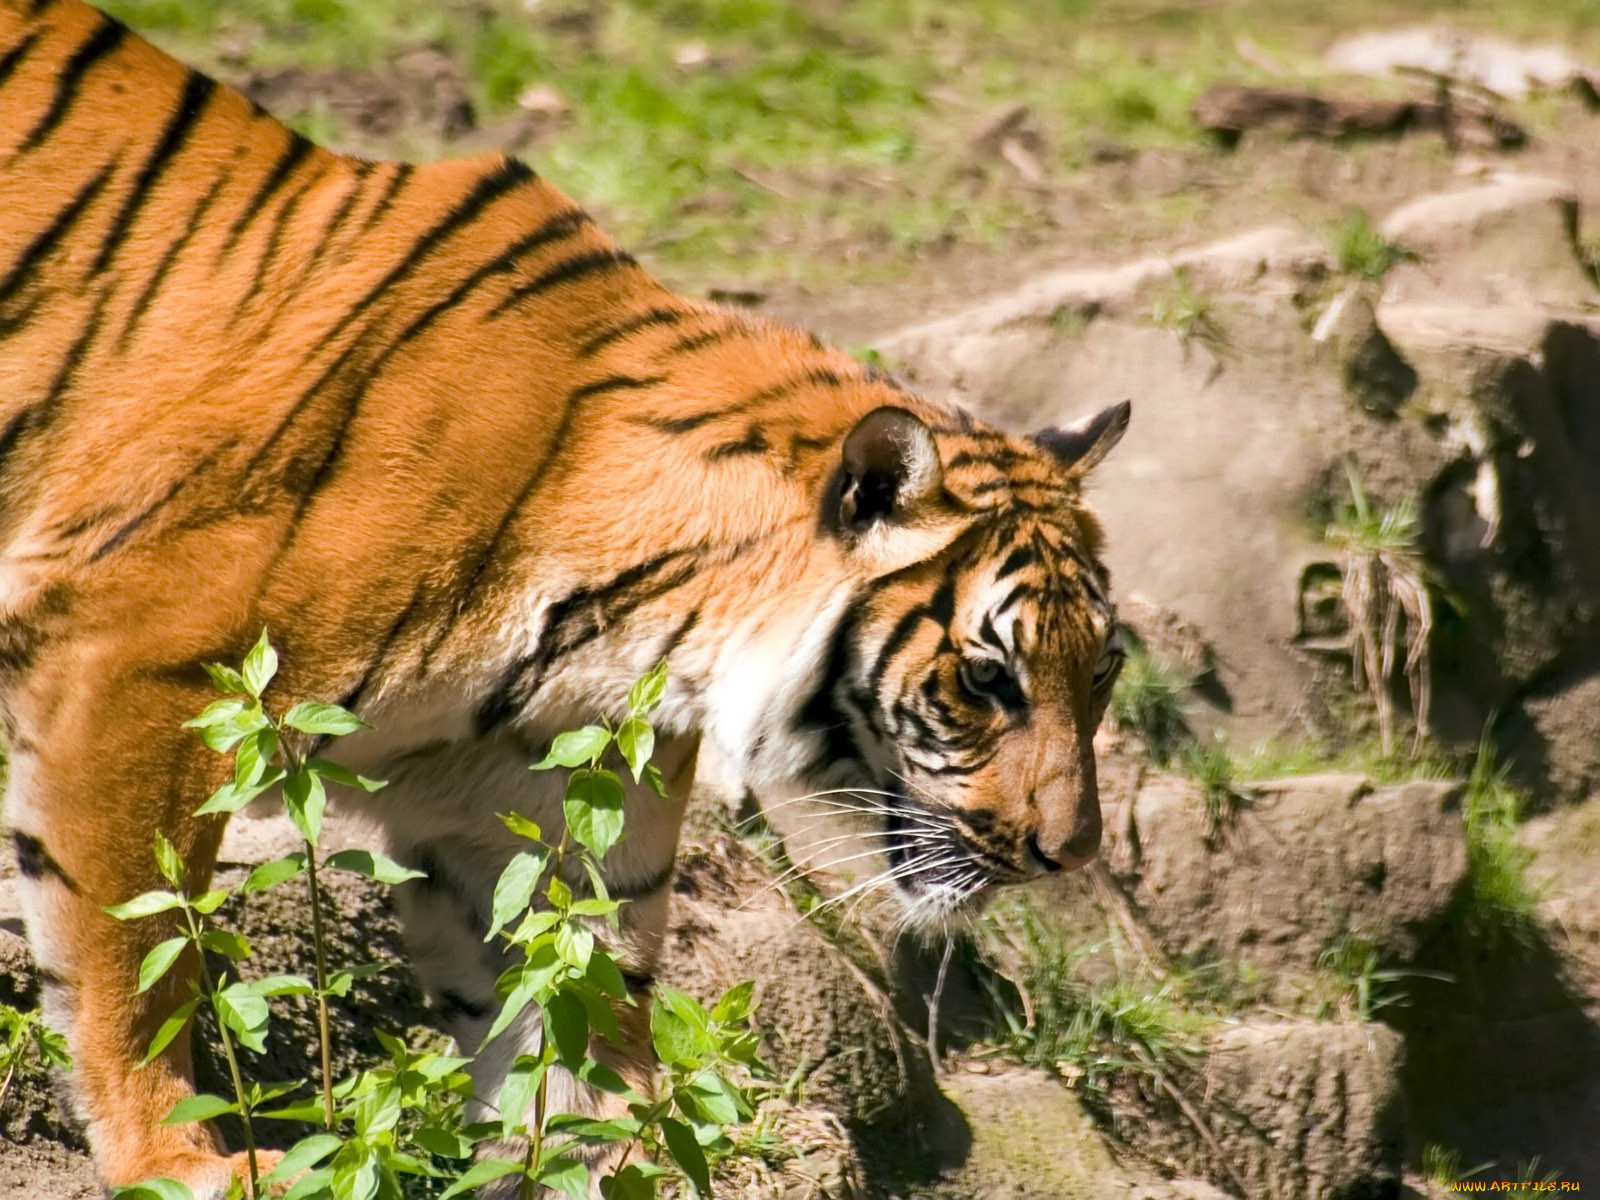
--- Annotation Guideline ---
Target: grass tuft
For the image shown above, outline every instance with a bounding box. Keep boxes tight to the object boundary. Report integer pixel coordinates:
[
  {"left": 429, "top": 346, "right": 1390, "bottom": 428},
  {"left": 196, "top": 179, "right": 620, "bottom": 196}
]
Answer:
[
  {"left": 1328, "top": 207, "right": 1420, "bottom": 283},
  {"left": 1109, "top": 638, "right": 1192, "bottom": 765}
]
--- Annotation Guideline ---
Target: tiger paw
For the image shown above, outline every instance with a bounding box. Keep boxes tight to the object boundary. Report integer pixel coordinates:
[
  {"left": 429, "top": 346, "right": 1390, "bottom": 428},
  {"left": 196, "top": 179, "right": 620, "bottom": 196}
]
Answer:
[{"left": 110, "top": 1149, "right": 286, "bottom": 1200}]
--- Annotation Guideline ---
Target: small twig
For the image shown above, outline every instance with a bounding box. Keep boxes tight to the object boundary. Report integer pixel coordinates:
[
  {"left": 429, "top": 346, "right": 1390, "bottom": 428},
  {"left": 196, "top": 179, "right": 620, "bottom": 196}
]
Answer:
[
  {"left": 1134, "top": 1045, "right": 1249, "bottom": 1198},
  {"left": 926, "top": 938, "right": 955, "bottom": 1071}
]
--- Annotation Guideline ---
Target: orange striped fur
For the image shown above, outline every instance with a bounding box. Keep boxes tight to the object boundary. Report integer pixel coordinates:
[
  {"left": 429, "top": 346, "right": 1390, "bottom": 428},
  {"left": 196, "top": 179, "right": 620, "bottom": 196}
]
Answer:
[{"left": 0, "top": 1, "right": 1130, "bottom": 1193}]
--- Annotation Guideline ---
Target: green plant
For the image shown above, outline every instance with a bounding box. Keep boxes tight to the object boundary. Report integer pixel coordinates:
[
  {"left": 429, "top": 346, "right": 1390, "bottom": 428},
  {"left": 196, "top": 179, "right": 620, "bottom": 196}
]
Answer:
[
  {"left": 1328, "top": 208, "right": 1420, "bottom": 284},
  {"left": 0, "top": 1002, "right": 70, "bottom": 1116},
  {"left": 1324, "top": 461, "right": 1434, "bottom": 756},
  {"left": 1421, "top": 1143, "right": 1491, "bottom": 1192},
  {"left": 1179, "top": 736, "right": 1253, "bottom": 841},
  {"left": 1316, "top": 932, "right": 1449, "bottom": 1023},
  {"left": 107, "top": 641, "right": 774, "bottom": 1199},
  {"left": 1451, "top": 736, "right": 1543, "bottom": 946},
  {"left": 1149, "top": 267, "right": 1228, "bottom": 355},
  {"left": 1108, "top": 638, "right": 1192, "bottom": 765}
]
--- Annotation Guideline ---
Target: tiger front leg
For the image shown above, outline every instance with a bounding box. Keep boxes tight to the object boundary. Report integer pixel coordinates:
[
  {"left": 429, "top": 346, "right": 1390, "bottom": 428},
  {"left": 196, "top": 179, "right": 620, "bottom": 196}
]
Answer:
[{"left": 7, "top": 672, "right": 269, "bottom": 1199}]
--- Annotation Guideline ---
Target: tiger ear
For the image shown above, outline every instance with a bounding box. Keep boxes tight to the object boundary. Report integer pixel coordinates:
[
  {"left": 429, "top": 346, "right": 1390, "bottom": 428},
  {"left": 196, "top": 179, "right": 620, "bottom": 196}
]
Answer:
[
  {"left": 1032, "top": 400, "right": 1130, "bottom": 474},
  {"left": 836, "top": 406, "right": 944, "bottom": 532}
]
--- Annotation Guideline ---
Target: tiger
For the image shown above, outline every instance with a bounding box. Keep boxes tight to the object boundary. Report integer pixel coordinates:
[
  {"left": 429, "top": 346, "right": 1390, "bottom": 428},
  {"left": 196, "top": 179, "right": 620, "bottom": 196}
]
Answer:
[{"left": 0, "top": 0, "right": 1130, "bottom": 1194}]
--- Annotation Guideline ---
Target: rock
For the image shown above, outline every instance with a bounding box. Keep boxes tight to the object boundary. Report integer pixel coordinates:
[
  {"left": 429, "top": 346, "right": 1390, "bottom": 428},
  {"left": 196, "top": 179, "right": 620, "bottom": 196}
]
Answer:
[
  {"left": 658, "top": 837, "right": 942, "bottom": 1138},
  {"left": 1313, "top": 284, "right": 1418, "bottom": 416},
  {"left": 928, "top": 1066, "right": 1206, "bottom": 1200},
  {"left": 1380, "top": 176, "right": 1595, "bottom": 310},
  {"left": 1110, "top": 774, "right": 1468, "bottom": 974},
  {"left": 1325, "top": 29, "right": 1600, "bottom": 103},
  {"left": 1204, "top": 1021, "right": 1404, "bottom": 1200}
]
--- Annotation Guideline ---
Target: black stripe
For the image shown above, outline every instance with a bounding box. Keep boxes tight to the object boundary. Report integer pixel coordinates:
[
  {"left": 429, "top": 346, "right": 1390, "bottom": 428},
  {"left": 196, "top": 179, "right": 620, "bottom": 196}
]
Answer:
[
  {"left": 659, "top": 607, "right": 700, "bottom": 658},
  {"left": 17, "top": 15, "right": 126, "bottom": 152},
  {"left": 927, "top": 577, "right": 956, "bottom": 625},
  {"left": 315, "top": 157, "right": 534, "bottom": 351},
  {"left": 706, "top": 426, "right": 769, "bottom": 459},
  {"left": 218, "top": 131, "right": 314, "bottom": 260},
  {"left": 253, "top": 225, "right": 618, "bottom": 502},
  {"left": 297, "top": 160, "right": 375, "bottom": 277},
  {"left": 437, "top": 990, "right": 491, "bottom": 1022},
  {"left": 90, "top": 442, "right": 229, "bottom": 561},
  {"left": 116, "top": 161, "right": 236, "bottom": 349},
  {"left": 997, "top": 545, "right": 1037, "bottom": 579},
  {"left": 358, "top": 161, "right": 413, "bottom": 232},
  {"left": 578, "top": 306, "right": 684, "bottom": 357},
  {"left": 0, "top": 30, "right": 41, "bottom": 90},
  {"left": 978, "top": 613, "right": 1005, "bottom": 651},
  {"left": 0, "top": 162, "right": 115, "bottom": 310},
  {"left": 475, "top": 550, "right": 700, "bottom": 734},
  {"left": 491, "top": 248, "right": 637, "bottom": 317},
  {"left": 91, "top": 73, "right": 216, "bottom": 276},
  {"left": 621, "top": 971, "right": 654, "bottom": 994},
  {"left": 660, "top": 325, "right": 739, "bottom": 356},
  {"left": 871, "top": 606, "right": 931, "bottom": 691},
  {"left": 992, "top": 582, "right": 1030, "bottom": 617},
  {"left": 13, "top": 290, "right": 114, "bottom": 457},
  {"left": 795, "top": 603, "right": 866, "bottom": 771},
  {"left": 335, "top": 583, "right": 426, "bottom": 713},
  {"left": 13, "top": 832, "right": 78, "bottom": 891},
  {"left": 630, "top": 410, "right": 718, "bottom": 435},
  {"left": 237, "top": 162, "right": 328, "bottom": 313},
  {"left": 26, "top": 0, "right": 57, "bottom": 15}
]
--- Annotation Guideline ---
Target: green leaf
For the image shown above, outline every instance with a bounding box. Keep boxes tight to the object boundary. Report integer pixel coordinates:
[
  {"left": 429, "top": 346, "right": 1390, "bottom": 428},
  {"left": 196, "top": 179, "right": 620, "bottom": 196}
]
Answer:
[
  {"left": 233, "top": 727, "right": 279, "bottom": 788},
  {"left": 603, "top": 1163, "right": 666, "bottom": 1200},
  {"left": 545, "top": 1113, "right": 642, "bottom": 1142},
  {"left": 257, "top": 1099, "right": 329, "bottom": 1123},
  {"left": 141, "top": 999, "right": 199, "bottom": 1065},
  {"left": 564, "top": 768, "right": 626, "bottom": 860},
  {"left": 659, "top": 1115, "right": 710, "bottom": 1196},
  {"left": 482, "top": 981, "right": 538, "bottom": 1049},
  {"left": 198, "top": 930, "right": 250, "bottom": 961},
  {"left": 568, "top": 897, "right": 622, "bottom": 918},
  {"left": 545, "top": 991, "right": 589, "bottom": 1069},
  {"left": 104, "top": 891, "right": 183, "bottom": 921},
  {"left": 306, "top": 757, "right": 386, "bottom": 792},
  {"left": 571, "top": 978, "right": 623, "bottom": 1046},
  {"left": 711, "top": 981, "right": 756, "bottom": 1025},
  {"left": 497, "top": 1054, "right": 545, "bottom": 1137},
  {"left": 242, "top": 973, "right": 316, "bottom": 998},
  {"left": 242, "top": 629, "right": 278, "bottom": 698},
  {"left": 109, "top": 1181, "right": 198, "bottom": 1200},
  {"left": 153, "top": 835, "right": 184, "bottom": 888},
  {"left": 531, "top": 725, "right": 612, "bottom": 771},
  {"left": 281, "top": 1167, "right": 336, "bottom": 1200},
  {"left": 576, "top": 1059, "right": 637, "bottom": 1097},
  {"left": 182, "top": 697, "right": 248, "bottom": 731},
  {"left": 585, "top": 949, "right": 628, "bottom": 1000},
  {"left": 194, "top": 769, "right": 284, "bottom": 818},
  {"left": 324, "top": 849, "right": 426, "bottom": 885},
  {"left": 438, "top": 1158, "right": 524, "bottom": 1200},
  {"left": 554, "top": 921, "right": 594, "bottom": 970},
  {"left": 136, "top": 938, "right": 188, "bottom": 994},
  {"left": 188, "top": 888, "right": 233, "bottom": 915},
  {"left": 485, "top": 849, "right": 548, "bottom": 943},
  {"left": 628, "top": 660, "right": 669, "bottom": 717},
  {"left": 616, "top": 716, "right": 655, "bottom": 783},
  {"left": 240, "top": 853, "right": 306, "bottom": 893},
  {"left": 162, "top": 1093, "right": 237, "bottom": 1125},
  {"left": 411, "top": 1125, "right": 474, "bottom": 1159},
  {"left": 537, "top": 1157, "right": 591, "bottom": 1200},
  {"left": 216, "top": 985, "right": 270, "bottom": 1054},
  {"left": 332, "top": 1156, "right": 380, "bottom": 1200},
  {"left": 262, "top": 1134, "right": 342, "bottom": 1184},
  {"left": 283, "top": 702, "right": 369, "bottom": 737},
  {"left": 498, "top": 811, "right": 542, "bottom": 842},
  {"left": 203, "top": 662, "right": 249, "bottom": 695},
  {"left": 283, "top": 766, "right": 327, "bottom": 846},
  {"left": 681, "top": 1071, "right": 744, "bottom": 1126},
  {"left": 642, "top": 763, "right": 667, "bottom": 799}
]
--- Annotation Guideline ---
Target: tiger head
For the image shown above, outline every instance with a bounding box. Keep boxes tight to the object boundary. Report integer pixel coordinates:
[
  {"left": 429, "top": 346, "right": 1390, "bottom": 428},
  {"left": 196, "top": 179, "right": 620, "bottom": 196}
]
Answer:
[{"left": 762, "top": 399, "right": 1130, "bottom": 929}]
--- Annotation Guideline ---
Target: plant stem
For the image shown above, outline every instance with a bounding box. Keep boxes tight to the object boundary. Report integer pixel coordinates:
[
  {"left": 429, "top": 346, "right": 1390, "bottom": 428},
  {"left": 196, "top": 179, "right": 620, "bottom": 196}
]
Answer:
[
  {"left": 0, "top": 1061, "right": 16, "bottom": 1116},
  {"left": 303, "top": 838, "right": 335, "bottom": 1128},
  {"left": 189, "top": 910, "right": 260, "bottom": 1198},
  {"left": 521, "top": 1032, "right": 551, "bottom": 1200}
]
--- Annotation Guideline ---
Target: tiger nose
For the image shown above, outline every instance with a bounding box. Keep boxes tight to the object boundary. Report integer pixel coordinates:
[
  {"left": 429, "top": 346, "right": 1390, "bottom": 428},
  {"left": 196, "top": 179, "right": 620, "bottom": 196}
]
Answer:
[{"left": 1029, "top": 801, "right": 1101, "bottom": 873}]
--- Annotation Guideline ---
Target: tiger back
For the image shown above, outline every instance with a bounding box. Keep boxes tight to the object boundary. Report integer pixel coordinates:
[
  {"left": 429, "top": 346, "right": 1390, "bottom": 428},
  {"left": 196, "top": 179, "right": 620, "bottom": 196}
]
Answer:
[{"left": 0, "top": 2, "right": 1130, "bottom": 1195}]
